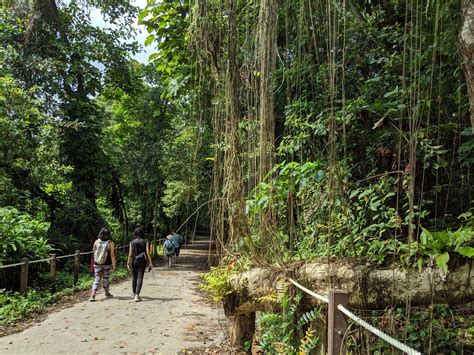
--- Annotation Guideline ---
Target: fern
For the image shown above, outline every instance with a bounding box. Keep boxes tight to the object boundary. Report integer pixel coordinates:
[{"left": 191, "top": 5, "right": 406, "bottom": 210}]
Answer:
[
  {"left": 299, "top": 328, "right": 319, "bottom": 353},
  {"left": 298, "top": 308, "right": 320, "bottom": 327}
]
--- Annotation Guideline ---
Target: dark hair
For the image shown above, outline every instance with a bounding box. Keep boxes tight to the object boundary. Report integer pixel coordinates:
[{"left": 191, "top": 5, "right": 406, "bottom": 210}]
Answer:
[
  {"left": 133, "top": 227, "right": 144, "bottom": 239},
  {"left": 98, "top": 227, "right": 111, "bottom": 241}
]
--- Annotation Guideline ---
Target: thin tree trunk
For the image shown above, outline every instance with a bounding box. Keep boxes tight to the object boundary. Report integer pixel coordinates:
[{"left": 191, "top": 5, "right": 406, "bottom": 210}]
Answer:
[
  {"left": 460, "top": 0, "right": 474, "bottom": 131},
  {"left": 153, "top": 184, "right": 159, "bottom": 252},
  {"left": 257, "top": 0, "right": 279, "bottom": 182},
  {"left": 347, "top": 0, "right": 364, "bottom": 24},
  {"left": 257, "top": 0, "right": 279, "bottom": 241}
]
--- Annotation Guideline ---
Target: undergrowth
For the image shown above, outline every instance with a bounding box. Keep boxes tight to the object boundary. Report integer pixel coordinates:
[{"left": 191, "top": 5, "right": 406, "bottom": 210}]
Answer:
[
  {"left": 256, "top": 292, "right": 321, "bottom": 354},
  {"left": 345, "top": 303, "right": 474, "bottom": 353},
  {"left": 199, "top": 255, "right": 251, "bottom": 302},
  {"left": 0, "top": 264, "right": 128, "bottom": 326}
]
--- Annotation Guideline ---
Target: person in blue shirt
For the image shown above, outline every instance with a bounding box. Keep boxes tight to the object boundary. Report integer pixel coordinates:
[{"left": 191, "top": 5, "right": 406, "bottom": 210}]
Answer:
[{"left": 171, "top": 229, "right": 183, "bottom": 264}]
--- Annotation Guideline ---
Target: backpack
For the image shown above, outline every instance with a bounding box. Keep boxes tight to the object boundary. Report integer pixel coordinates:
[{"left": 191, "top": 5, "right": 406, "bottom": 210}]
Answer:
[
  {"left": 134, "top": 252, "right": 147, "bottom": 262},
  {"left": 94, "top": 240, "right": 110, "bottom": 265},
  {"left": 164, "top": 240, "right": 174, "bottom": 254}
]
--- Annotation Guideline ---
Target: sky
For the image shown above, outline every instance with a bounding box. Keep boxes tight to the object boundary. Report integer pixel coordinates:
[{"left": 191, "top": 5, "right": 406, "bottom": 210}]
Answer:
[{"left": 90, "top": 0, "right": 154, "bottom": 64}]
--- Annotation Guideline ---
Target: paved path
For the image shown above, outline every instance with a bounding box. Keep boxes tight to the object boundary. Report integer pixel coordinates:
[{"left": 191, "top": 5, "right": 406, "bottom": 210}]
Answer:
[{"left": 0, "top": 239, "right": 229, "bottom": 354}]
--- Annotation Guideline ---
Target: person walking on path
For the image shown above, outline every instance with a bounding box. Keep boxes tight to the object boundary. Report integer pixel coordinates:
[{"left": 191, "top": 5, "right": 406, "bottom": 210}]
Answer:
[
  {"left": 90, "top": 227, "right": 116, "bottom": 302},
  {"left": 171, "top": 229, "right": 184, "bottom": 264},
  {"left": 127, "top": 227, "right": 153, "bottom": 302},
  {"left": 163, "top": 235, "right": 175, "bottom": 268}
]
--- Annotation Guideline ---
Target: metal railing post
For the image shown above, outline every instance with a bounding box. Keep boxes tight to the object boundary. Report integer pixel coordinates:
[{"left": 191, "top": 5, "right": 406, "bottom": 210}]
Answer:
[{"left": 328, "top": 290, "right": 348, "bottom": 355}]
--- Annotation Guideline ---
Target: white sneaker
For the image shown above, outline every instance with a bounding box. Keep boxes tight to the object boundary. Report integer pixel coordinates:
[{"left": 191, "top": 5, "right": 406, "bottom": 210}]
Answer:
[{"left": 134, "top": 294, "right": 141, "bottom": 302}]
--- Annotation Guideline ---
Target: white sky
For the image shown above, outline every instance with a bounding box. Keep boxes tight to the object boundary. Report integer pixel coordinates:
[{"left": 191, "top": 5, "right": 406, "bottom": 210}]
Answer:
[{"left": 90, "top": 0, "right": 154, "bottom": 64}]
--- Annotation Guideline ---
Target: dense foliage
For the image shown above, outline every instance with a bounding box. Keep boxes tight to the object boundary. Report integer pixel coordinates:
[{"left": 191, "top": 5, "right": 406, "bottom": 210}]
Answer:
[
  {"left": 1, "top": 0, "right": 473, "bottom": 351},
  {"left": 0, "top": 0, "right": 208, "bottom": 271},
  {"left": 140, "top": 0, "right": 474, "bottom": 270}
]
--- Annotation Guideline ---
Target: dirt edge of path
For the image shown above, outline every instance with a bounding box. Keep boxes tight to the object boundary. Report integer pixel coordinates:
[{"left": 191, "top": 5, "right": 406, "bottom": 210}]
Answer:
[{"left": 0, "top": 274, "right": 130, "bottom": 338}]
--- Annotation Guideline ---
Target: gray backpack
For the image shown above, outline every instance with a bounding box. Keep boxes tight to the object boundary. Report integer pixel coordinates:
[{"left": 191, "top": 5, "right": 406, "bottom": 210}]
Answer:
[{"left": 94, "top": 240, "right": 110, "bottom": 264}]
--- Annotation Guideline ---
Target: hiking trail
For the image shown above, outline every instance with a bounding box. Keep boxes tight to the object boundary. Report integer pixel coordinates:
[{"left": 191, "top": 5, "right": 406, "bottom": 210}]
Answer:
[{"left": 0, "top": 237, "right": 230, "bottom": 354}]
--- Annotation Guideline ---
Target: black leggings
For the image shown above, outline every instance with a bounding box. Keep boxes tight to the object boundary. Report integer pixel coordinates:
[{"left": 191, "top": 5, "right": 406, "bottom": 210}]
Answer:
[{"left": 132, "top": 258, "right": 147, "bottom": 295}]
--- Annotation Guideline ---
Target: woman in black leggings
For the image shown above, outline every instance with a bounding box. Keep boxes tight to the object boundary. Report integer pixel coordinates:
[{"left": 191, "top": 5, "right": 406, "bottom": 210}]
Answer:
[{"left": 127, "top": 227, "right": 153, "bottom": 302}]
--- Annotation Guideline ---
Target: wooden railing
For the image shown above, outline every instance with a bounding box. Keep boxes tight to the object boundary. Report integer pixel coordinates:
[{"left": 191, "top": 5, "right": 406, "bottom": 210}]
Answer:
[
  {"left": 288, "top": 278, "right": 421, "bottom": 355},
  {"left": 1, "top": 245, "right": 128, "bottom": 294}
]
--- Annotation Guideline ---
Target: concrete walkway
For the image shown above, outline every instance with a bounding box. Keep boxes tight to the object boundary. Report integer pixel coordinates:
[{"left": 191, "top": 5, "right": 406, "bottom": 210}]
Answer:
[{"left": 0, "top": 238, "right": 229, "bottom": 354}]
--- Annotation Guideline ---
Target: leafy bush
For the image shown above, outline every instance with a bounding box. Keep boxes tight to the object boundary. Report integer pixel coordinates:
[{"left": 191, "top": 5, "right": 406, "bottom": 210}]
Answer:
[
  {"left": 200, "top": 255, "right": 252, "bottom": 301},
  {"left": 400, "top": 226, "right": 474, "bottom": 273},
  {"left": 0, "top": 289, "right": 55, "bottom": 325},
  {"left": 257, "top": 293, "right": 320, "bottom": 354},
  {"left": 0, "top": 264, "right": 129, "bottom": 326},
  {"left": 199, "top": 265, "right": 232, "bottom": 302},
  {"left": 0, "top": 207, "right": 52, "bottom": 265},
  {"left": 345, "top": 304, "right": 473, "bottom": 353}
]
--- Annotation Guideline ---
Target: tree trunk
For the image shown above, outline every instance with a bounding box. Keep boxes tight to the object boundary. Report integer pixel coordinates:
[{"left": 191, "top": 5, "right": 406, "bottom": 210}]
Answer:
[
  {"left": 461, "top": 0, "right": 474, "bottom": 131},
  {"left": 347, "top": 0, "right": 364, "bottom": 24},
  {"left": 223, "top": 0, "right": 249, "bottom": 245},
  {"left": 257, "top": 0, "right": 279, "bottom": 242},
  {"left": 224, "top": 261, "right": 473, "bottom": 314},
  {"left": 257, "top": 0, "right": 279, "bottom": 182},
  {"left": 153, "top": 184, "right": 159, "bottom": 251}
]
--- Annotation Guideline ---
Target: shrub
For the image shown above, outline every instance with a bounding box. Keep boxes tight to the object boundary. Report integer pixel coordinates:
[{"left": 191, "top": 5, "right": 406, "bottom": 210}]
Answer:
[{"left": 0, "top": 207, "right": 52, "bottom": 265}]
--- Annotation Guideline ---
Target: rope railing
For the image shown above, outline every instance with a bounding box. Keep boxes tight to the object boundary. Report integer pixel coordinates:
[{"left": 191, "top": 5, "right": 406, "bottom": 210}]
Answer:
[
  {"left": 0, "top": 235, "right": 188, "bottom": 297},
  {"left": 289, "top": 278, "right": 329, "bottom": 303},
  {"left": 56, "top": 253, "right": 78, "bottom": 260},
  {"left": 337, "top": 304, "right": 421, "bottom": 355},
  {"left": 0, "top": 236, "right": 172, "bottom": 270},
  {"left": 1, "top": 239, "right": 141, "bottom": 295},
  {"left": 288, "top": 278, "right": 421, "bottom": 355},
  {"left": 0, "top": 242, "right": 133, "bottom": 269},
  {"left": 79, "top": 251, "right": 94, "bottom": 256},
  {"left": 28, "top": 257, "right": 53, "bottom": 265},
  {"left": 0, "top": 261, "right": 26, "bottom": 269}
]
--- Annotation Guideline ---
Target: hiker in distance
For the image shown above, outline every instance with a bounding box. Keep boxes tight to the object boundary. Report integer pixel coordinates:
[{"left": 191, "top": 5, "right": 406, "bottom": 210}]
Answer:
[
  {"left": 127, "top": 227, "right": 153, "bottom": 302},
  {"left": 90, "top": 227, "right": 116, "bottom": 302},
  {"left": 163, "top": 234, "right": 175, "bottom": 268},
  {"left": 171, "top": 229, "right": 183, "bottom": 264}
]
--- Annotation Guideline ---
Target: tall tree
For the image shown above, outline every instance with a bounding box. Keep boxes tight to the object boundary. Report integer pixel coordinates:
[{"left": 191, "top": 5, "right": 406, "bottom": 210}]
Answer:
[
  {"left": 460, "top": 0, "right": 474, "bottom": 131},
  {"left": 223, "top": 0, "right": 249, "bottom": 244},
  {"left": 257, "top": 0, "right": 279, "bottom": 240},
  {"left": 1, "top": 0, "right": 137, "bottom": 244}
]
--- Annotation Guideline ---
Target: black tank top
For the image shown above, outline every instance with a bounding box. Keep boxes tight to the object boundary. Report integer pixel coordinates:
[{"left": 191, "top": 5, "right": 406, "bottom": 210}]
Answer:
[{"left": 130, "top": 238, "right": 147, "bottom": 258}]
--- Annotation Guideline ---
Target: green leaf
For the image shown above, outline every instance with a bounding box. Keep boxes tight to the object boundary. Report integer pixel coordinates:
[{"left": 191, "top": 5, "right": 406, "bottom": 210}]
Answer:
[
  {"left": 432, "top": 231, "right": 450, "bottom": 246},
  {"left": 420, "top": 226, "right": 432, "bottom": 239},
  {"left": 455, "top": 246, "right": 474, "bottom": 258},
  {"left": 138, "top": 9, "right": 149, "bottom": 21},
  {"left": 145, "top": 34, "right": 155, "bottom": 46},
  {"left": 148, "top": 52, "right": 159, "bottom": 61},
  {"left": 434, "top": 252, "right": 449, "bottom": 274}
]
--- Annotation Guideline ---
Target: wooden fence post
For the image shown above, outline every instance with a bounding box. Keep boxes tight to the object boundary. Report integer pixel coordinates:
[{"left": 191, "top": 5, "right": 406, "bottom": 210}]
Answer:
[
  {"left": 73, "top": 250, "right": 80, "bottom": 286},
  {"left": 328, "top": 290, "right": 348, "bottom": 355},
  {"left": 20, "top": 258, "right": 29, "bottom": 295},
  {"left": 50, "top": 254, "right": 57, "bottom": 292}
]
